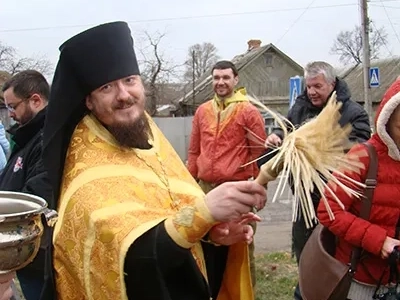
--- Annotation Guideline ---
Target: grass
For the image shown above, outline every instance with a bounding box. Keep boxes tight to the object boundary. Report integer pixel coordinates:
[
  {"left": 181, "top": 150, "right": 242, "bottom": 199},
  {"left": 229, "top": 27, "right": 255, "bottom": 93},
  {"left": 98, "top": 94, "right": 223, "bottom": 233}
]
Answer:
[{"left": 255, "top": 252, "right": 298, "bottom": 300}]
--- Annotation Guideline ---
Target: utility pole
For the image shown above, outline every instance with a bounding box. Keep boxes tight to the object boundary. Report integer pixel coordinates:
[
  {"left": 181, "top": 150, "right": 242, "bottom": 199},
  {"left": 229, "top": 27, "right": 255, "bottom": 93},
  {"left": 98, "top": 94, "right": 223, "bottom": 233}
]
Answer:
[
  {"left": 192, "top": 50, "right": 196, "bottom": 115},
  {"left": 360, "top": 0, "right": 374, "bottom": 130}
]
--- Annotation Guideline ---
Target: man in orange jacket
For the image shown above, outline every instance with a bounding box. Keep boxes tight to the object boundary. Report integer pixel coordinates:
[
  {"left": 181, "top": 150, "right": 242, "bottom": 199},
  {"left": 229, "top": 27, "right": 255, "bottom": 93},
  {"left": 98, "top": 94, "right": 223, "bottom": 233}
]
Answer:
[{"left": 188, "top": 60, "right": 267, "bottom": 287}]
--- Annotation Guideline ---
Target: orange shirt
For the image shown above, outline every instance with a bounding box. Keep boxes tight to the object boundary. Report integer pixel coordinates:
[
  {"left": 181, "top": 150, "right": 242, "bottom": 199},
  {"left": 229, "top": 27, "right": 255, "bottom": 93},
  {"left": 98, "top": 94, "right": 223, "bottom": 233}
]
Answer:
[{"left": 188, "top": 89, "right": 266, "bottom": 184}]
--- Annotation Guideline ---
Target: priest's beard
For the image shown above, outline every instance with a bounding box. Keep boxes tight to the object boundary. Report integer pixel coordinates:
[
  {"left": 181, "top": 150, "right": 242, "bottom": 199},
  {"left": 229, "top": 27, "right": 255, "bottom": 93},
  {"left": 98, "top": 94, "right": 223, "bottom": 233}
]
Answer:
[{"left": 107, "top": 113, "right": 153, "bottom": 149}]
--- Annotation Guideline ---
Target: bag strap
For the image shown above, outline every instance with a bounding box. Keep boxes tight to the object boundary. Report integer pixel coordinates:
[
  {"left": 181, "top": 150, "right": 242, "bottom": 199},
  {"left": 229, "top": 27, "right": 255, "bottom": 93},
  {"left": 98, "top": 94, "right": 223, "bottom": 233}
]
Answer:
[{"left": 349, "top": 142, "right": 378, "bottom": 272}]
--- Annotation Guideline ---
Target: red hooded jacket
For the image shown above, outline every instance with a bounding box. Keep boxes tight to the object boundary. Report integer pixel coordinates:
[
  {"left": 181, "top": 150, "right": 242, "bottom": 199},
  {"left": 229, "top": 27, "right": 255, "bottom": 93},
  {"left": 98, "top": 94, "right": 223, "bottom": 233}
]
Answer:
[
  {"left": 318, "top": 78, "right": 400, "bottom": 285},
  {"left": 187, "top": 89, "right": 266, "bottom": 184}
]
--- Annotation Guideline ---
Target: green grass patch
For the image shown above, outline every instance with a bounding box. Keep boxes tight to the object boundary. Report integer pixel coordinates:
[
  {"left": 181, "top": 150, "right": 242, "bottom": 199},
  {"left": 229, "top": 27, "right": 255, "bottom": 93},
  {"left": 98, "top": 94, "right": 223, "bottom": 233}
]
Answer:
[{"left": 255, "top": 252, "right": 298, "bottom": 300}]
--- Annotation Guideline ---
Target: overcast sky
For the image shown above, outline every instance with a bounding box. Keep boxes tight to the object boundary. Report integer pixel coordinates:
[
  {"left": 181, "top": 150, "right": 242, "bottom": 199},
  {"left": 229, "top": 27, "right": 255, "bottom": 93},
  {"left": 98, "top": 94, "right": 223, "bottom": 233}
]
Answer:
[{"left": 0, "top": 0, "right": 399, "bottom": 81}]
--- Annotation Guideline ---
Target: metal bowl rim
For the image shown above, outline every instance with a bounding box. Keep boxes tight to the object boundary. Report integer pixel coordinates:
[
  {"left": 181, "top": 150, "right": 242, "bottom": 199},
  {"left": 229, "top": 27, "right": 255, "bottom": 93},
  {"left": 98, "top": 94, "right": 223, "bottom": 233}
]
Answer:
[{"left": 0, "top": 191, "right": 48, "bottom": 218}]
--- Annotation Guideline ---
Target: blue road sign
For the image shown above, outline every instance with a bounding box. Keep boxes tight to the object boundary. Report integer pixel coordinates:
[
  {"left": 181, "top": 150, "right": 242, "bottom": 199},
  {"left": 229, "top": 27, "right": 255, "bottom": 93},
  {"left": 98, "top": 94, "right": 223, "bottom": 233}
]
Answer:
[
  {"left": 289, "top": 76, "right": 302, "bottom": 108},
  {"left": 369, "top": 67, "right": 380, "bottom": 88}
]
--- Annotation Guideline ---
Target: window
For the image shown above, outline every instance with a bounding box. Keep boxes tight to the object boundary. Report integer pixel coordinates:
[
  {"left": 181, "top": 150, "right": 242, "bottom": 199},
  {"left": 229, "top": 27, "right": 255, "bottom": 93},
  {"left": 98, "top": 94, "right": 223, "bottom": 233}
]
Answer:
[{"left": 264, "top": 54, "right": 273, "bottom": 66}]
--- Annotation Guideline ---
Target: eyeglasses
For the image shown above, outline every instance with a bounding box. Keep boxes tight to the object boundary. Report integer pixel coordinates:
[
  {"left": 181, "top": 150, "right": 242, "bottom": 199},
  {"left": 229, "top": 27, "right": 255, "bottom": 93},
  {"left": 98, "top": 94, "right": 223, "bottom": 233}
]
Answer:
[
  {"left": 5, "top": 97, "right": 28, "bottom": 113},
  {"left": 5, "top": 100, "right": 24, "bottom": 113}
]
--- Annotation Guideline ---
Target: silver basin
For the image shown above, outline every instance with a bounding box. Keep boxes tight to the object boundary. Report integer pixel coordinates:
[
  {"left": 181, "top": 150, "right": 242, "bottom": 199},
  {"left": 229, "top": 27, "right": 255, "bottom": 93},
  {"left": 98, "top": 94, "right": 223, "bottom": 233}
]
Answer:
[{"left": 0, "top": 191, "right": 58, "bottom": 273}]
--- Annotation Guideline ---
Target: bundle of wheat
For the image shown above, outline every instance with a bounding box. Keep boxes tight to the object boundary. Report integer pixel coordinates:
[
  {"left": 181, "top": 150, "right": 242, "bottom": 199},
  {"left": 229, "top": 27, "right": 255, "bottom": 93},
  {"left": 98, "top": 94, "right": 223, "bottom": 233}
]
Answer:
[{"left": 245, "top": 92, "right": 365, "bottom": 228}]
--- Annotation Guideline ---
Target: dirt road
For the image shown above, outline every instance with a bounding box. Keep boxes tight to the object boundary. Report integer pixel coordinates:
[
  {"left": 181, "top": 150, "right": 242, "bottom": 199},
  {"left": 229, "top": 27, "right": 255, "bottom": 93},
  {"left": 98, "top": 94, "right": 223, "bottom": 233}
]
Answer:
[{"left": 254, "top": 177, "right": 293, "bottom": 254}]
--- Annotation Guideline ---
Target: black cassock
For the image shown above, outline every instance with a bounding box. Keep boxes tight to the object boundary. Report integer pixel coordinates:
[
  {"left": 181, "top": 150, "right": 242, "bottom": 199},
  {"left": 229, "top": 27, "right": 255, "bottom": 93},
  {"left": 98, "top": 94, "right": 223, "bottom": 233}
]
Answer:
[{"left": 124, "top": 223, "right": 228, "bottom": 300}]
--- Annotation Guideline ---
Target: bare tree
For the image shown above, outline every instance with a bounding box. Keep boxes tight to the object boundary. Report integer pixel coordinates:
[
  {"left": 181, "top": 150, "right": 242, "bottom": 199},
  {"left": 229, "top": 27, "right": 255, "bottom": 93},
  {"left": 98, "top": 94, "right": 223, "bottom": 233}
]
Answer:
[
  {"left": 137, "top": 31, "right": 180, "bottom": 116},
  {"left": 184, "top": 42, "right": 219, "bottom": 83},
  {"left": 330, "top": 22, "right": 388, "bottom": 65},
  {"left": 0, "top": 42, "right": 14, "bottom": 69},
  {"left": 0, "top": 41, "right": 53, "bottom": 76}
]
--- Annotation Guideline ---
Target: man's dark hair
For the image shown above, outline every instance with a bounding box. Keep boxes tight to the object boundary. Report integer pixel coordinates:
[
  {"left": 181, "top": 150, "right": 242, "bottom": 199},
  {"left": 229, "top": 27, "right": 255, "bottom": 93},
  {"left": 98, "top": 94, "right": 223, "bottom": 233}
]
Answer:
[
  {"left": 211, "top": 60, "right": 239, "bottom": 77},
  {"left": 2, "top": 70, "right": 50, "bottom": 101}
]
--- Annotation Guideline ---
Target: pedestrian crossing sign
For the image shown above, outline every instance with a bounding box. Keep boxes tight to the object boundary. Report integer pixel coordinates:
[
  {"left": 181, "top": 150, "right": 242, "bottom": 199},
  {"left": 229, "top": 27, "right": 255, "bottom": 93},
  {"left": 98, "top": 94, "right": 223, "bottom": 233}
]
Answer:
[
  {"left": 289, "top": 76, "right": 302, "bottom": 108},
  {"left": 369, "top": 67, "right": 380, "bottom": 88}
]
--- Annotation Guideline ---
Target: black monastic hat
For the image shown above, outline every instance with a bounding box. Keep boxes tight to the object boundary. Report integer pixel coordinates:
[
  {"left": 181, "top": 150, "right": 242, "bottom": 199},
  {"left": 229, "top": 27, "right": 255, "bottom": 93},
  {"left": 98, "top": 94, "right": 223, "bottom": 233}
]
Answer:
[{"left": 42, "top": 21, "right": 140, "bottom": 206}]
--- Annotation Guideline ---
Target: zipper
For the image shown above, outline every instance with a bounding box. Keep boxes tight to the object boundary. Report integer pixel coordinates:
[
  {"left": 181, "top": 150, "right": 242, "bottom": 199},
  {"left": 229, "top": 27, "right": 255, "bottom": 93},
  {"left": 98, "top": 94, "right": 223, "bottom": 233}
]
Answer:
[{"left": 211, "top": 112, "right": 221, "bottom": 182}]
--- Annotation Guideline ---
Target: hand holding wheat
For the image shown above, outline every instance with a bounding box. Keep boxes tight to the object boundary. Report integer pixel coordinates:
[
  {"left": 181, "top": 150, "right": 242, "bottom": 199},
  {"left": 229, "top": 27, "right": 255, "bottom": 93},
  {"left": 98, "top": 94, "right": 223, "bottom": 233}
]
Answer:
[{"left": 243, "top": 92, "right": 365, "bottom": 227}]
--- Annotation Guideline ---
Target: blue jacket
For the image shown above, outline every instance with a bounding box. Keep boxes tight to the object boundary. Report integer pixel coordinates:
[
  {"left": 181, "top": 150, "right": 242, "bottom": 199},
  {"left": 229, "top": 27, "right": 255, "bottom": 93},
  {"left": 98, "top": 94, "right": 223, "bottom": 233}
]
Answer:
[{"left": 0, "top": 123, "right": 10, "bottom": 171}]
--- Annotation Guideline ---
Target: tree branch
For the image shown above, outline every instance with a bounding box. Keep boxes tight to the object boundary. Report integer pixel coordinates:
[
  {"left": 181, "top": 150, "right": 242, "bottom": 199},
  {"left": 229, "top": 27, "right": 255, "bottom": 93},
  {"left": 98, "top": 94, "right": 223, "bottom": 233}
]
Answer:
[{"left": 330, "top": 22, "right": 388, "bottom": 65}]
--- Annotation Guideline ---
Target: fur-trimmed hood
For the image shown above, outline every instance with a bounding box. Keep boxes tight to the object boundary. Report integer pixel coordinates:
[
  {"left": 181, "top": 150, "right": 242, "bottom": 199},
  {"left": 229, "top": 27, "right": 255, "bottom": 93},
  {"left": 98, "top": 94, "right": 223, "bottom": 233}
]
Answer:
[{"left": 375, "top": 78, "right": 400, "bottom": 160}]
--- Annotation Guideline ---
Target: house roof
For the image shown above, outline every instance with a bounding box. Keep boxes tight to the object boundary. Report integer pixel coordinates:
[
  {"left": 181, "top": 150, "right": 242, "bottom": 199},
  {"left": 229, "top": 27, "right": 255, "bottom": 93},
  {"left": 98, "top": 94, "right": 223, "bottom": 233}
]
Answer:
[
  {"left": 340, "top": 57, "right": 400, "bottom": 103},
  {"left": 177, "top": 43, "right": 303, "bottom": 105}
]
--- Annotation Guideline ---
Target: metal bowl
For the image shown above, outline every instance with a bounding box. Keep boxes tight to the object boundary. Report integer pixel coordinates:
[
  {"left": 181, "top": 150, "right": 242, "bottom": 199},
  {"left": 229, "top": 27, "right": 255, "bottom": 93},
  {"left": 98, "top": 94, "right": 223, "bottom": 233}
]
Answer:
[{"left": 0, "top": 191, "right": 58, "bottom": 273}]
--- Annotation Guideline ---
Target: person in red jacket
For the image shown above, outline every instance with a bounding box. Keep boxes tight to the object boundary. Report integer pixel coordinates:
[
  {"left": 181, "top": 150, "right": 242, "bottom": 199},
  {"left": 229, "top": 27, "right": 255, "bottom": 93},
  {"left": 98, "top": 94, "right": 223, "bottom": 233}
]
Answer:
[
  {"left": 187, "top": 60, "right": 267, "bottom": 287},
  {"left": 187, "top": 61, "right": 266, "bottom": 188},
  {"left": 318, "top": 77, "right": 400, "bottom": 299}
]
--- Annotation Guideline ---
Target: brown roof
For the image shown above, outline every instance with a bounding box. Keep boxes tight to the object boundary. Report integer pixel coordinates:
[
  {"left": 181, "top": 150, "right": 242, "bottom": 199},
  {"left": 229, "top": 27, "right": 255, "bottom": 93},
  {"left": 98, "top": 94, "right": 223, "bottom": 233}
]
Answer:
[
  {"left": 177, "top": 43, "right": 303, "bottom": 106},
  {"left": 340, "top": 57, "right": 400, "bottom": 103}
]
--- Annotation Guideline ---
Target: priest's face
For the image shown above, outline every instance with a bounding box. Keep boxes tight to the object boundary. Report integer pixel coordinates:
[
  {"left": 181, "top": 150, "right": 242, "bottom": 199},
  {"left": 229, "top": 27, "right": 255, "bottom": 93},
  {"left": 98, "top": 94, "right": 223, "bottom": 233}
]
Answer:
[{"left": 86, "top": 75, "right": 152, "bottom": 148}]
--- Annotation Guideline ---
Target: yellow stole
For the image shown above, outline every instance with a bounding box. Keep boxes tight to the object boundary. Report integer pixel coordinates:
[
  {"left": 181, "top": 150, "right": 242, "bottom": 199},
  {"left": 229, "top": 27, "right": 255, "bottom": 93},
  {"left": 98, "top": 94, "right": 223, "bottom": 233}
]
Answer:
[{"left": 53, "top": 114, "right": 253, "bottom": 299}]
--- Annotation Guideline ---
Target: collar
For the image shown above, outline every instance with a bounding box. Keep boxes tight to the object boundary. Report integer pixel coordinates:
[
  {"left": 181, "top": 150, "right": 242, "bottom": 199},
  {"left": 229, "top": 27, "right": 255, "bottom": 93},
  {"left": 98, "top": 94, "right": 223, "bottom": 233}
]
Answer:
[
  {"left": 213, "top": 87, "right": 249, "bottom": 110},
  {"left": 12, "top": 107, "right": 47, "bottom": 148}
]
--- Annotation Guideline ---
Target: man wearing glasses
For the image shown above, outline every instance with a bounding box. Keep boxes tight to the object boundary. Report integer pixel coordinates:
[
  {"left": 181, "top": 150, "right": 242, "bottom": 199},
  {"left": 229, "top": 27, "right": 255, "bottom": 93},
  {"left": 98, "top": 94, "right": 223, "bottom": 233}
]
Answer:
[{"left": 0, "top": 70, "right": 53, "bottom": 300}]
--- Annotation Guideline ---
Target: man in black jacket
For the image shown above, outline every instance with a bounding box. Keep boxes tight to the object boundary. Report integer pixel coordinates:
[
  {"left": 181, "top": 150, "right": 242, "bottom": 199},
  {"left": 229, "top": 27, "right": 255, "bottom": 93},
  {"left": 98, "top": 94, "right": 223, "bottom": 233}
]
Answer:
[
  {"left": 259, "top": 61, "right": 371, "bottom": 300},
  {"left": 1, "top": 70, "right": 53, "bottom": 300}
]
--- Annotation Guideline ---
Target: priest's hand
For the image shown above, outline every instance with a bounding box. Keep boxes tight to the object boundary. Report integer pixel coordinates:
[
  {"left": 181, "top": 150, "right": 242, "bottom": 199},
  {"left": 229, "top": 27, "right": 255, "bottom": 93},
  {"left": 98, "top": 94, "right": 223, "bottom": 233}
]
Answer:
[
  {"left": 205, "top": 181, "right": 267, "bottom": 222},
  {"left": 208, "top": 213, "right": 261, "bottom": 246},
  {"left": 0, "top": 272, "right": 14, "bottom": 300}
]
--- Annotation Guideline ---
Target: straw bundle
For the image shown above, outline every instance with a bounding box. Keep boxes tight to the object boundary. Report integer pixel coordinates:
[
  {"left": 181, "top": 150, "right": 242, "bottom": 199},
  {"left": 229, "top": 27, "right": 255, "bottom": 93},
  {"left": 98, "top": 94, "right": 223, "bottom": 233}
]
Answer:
[{"left": 246, "top": 92, "right": 365, "bottom": 228}]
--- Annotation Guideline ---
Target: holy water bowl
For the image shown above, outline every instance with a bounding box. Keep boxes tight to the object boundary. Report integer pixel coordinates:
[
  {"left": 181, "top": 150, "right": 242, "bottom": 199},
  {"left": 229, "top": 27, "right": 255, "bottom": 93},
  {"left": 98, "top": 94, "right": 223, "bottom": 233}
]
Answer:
[{"left": 0, "top": 191, "right": 58, "bottom": 273}]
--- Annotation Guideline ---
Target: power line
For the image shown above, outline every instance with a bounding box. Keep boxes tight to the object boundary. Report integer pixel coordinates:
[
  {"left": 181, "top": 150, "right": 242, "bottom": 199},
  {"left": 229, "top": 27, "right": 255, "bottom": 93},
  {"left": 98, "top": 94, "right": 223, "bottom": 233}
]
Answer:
[
  {"left": 0, "top": 3, "right": 357, "bottom": 33},
  {"left": 275, "top": 0, "right": 317, "bottom": 45},
  {"left": 370, "top": 0, "right": 400, "bottom": 2},
  {"left": 370, "top": 20, "right": 393, "bottom": 56},
  {"left": 370, "top": 3, "right": 400, "bottom": 9},
  {"left": 367, "top": 0, "right": 400, "bottom": 77},
  {"left": 379, "top": 0, "right": 400, "bottom": 45}
]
